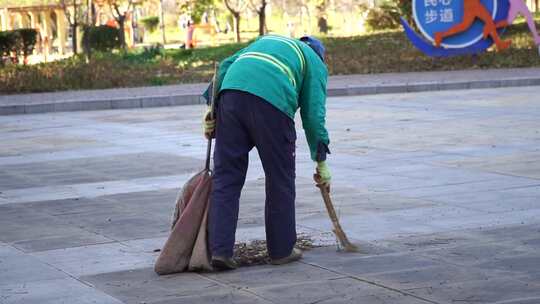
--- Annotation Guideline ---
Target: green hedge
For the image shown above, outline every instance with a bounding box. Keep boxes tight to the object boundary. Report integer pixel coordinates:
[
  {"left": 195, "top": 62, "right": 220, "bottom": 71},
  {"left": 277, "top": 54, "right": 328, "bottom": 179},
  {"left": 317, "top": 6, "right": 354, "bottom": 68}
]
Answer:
[
  {"left": 82, "top": 25, "right": 121, "bottom": 53},
  {"left": 0, "top": 29, "right": 38, "bottom": 64}
]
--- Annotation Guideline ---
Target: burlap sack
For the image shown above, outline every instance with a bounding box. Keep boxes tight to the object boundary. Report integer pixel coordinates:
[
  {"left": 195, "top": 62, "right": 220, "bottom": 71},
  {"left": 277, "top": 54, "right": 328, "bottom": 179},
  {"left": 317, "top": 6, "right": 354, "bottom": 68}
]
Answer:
[
  {"left": 154, "top": 169, "right": 212, "bottom": 275},
  {"left": 188, "top": 203, "right": 212, "bottom": 271}
]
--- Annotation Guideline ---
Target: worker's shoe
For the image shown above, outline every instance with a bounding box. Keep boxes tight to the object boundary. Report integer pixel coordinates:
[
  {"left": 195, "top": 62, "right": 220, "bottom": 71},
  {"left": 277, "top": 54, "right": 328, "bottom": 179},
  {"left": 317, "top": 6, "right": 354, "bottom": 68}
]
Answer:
[
  {"left": 211, "top": 256, "right": 238, "bottom": 271},
  {"left": 270, "top": 248, "right": 303, "bottom": 265}
]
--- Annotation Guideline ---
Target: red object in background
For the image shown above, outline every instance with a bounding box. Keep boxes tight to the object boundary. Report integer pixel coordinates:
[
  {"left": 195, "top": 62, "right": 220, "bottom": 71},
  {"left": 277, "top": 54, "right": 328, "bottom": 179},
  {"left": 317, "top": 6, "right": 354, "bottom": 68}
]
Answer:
[{"left": 106, "top": 19, "right": 118, "bottom": 28}]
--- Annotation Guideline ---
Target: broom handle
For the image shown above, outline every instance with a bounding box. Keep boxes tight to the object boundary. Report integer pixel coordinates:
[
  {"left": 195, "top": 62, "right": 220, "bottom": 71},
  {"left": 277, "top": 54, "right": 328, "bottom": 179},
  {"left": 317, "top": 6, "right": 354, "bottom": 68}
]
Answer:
[
  {"left": 205, "top": 138, "right": 212, "bottom": 171},
  {"left": 317, "top": 184, "right": 358, "bottom": 252},
  {"left": 319, "top": 186, "right": 346, "bottom": 241},
  {"left": 205, "top": 62, "right": 219, "bottom": 171}
]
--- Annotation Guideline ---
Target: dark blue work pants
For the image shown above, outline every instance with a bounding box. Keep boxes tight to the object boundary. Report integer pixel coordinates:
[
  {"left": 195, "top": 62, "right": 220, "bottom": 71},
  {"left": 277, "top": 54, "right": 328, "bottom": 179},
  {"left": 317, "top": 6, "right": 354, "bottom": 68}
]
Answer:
[{"left": 209, "top": 89, "right": 297, "bottom": 260}]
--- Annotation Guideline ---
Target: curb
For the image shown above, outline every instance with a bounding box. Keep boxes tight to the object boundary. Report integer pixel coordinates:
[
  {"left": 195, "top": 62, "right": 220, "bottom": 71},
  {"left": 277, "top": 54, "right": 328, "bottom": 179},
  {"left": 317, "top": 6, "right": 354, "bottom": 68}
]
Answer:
[
  {"left": 0, "top": 94, "right": 205, "bottom": 116},
  {"left": 1, "top": 77, "right": 540, "bottom": 115},
  {"left": 326, "top": 77, "right": 540, "bottom": 96}
]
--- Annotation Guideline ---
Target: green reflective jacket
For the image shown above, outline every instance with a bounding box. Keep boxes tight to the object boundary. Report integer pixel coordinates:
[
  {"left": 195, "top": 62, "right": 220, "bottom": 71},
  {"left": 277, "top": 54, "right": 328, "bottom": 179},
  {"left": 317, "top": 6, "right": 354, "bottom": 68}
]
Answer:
[{"left": 212, "top": 35, "right": 329, "bottom": 161}]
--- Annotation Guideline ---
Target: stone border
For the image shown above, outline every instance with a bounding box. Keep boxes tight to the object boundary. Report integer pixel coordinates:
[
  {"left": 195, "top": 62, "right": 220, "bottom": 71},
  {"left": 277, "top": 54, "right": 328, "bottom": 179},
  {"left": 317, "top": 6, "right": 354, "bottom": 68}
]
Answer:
[
  {"left": 327, "top": 78, "right": 540, "bottom": 96},
  {"left": 2, "top": 77, "right": 540, "bottom": 115}
]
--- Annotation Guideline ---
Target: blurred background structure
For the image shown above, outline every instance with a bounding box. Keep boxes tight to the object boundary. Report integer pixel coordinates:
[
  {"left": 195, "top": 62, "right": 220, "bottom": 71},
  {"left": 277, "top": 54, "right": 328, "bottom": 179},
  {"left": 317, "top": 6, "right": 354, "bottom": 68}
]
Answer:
[
  {"left": 0, "top": 0, "right": 538, "bottom": 93},
  {"left": 6, "top": 0, "right": 536, "bottom": 60}
]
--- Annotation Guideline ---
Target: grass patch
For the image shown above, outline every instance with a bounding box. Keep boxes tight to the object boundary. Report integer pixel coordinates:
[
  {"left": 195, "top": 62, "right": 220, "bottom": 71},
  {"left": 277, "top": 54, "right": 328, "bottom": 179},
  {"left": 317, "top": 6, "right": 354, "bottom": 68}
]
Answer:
[{"left": 1, "top": 21, "right": 539, "bottom": 94}]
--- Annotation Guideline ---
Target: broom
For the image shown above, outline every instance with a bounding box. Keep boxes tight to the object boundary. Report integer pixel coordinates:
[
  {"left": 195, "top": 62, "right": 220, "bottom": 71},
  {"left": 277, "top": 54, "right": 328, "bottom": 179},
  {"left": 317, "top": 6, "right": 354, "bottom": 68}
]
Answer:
[{"left": 314, "top": 176, "right": 359, "bottom": 252}]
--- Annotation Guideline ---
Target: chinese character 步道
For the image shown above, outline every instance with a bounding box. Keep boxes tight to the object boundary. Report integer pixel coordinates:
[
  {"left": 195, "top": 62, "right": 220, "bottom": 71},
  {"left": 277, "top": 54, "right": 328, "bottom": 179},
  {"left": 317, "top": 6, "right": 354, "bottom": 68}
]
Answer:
[
  {"left": 440, "top": 8, "right": 454, "bottom": 22},
  {"left": 425, "top": 10, "right": 438, "bottom": 23}
]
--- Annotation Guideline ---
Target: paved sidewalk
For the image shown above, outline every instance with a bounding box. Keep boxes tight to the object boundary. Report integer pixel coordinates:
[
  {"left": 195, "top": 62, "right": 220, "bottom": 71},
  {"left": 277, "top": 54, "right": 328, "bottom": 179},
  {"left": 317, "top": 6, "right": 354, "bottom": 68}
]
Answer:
[
  {"left": 1, "top": 67, "right": 539, "bottom": 115},
  {"left": 1, "top": 86, "right": 540, "bottom": 303}
]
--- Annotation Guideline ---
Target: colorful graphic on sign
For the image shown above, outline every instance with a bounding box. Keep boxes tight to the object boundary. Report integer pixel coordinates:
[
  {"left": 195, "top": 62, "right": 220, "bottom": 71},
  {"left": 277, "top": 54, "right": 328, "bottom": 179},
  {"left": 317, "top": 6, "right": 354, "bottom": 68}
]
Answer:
[{"left": 401, "top": 0, "right": 540, "bottom": 56}]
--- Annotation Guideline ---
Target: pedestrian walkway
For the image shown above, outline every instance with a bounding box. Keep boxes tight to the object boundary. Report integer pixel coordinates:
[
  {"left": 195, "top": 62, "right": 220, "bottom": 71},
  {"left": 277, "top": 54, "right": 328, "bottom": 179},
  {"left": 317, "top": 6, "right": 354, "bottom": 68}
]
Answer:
[
  {"left": 1, "top": 86, "right": 540, "bottom": 303},
  {"left": 1, "top": 67, "right": 539, "bottom": 115}
]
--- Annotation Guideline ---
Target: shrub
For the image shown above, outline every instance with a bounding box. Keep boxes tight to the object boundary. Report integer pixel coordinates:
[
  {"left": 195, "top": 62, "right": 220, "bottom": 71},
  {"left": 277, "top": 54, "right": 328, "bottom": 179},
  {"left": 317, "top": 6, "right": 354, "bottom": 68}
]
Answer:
[
  {"left": 82, "top": 25, "right": 121, "bottom": 53},
  {"left": 121, "top": 43, "right": 164, "bottom": 63},
  {"left": 141, "top": 16, "right": 160, "bottom": 33},
  {"left": 18, "top": 29, "right": 38, "bottom": 61},
  {"left": 0, "top": 29, "right": 37, "bottom": 65},
  {"left": 397, "top": 0, "right": 413, "bottom": 25},
  {"left": 0, "top": 31, "right": 17, "bottom": 58},
  {"left": 365, "top": 3, "right": 401, "bottom": 31}
]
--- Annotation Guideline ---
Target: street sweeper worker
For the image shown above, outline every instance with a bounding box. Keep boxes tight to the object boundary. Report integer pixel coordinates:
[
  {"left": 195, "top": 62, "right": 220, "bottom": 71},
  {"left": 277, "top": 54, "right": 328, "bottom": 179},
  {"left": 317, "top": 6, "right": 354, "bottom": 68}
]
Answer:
[{"left": 202, "top": 35, "right": 331, "bottom": 270}]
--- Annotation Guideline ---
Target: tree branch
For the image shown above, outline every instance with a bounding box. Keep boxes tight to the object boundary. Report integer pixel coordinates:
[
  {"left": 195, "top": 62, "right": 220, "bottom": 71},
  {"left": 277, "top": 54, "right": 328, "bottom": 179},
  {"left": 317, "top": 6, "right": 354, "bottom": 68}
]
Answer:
[
  {"left": 60, "top": 0, "right": 75, "bottom": 26},
  {"left": 223, "top": 0, "right": 237, "bottom": 14}
]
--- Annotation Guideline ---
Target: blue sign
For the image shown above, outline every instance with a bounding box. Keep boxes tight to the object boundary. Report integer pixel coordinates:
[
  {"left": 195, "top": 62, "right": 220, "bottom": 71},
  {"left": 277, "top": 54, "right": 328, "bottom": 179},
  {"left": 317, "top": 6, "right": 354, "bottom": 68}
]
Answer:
[
  {"left": 414, "top": 0, "right": 496, "bottom": 48},
  {"left": 401, "top": 0, "right": 510, "bottom": 57}
]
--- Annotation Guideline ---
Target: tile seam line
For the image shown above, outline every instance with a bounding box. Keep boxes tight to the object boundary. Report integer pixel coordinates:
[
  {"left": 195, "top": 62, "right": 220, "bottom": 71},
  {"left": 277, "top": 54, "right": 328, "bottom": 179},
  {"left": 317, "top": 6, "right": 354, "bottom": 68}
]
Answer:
[
  {"left": 29, "top": 252, "right": 118, "bottom": 300},
  {"left": 450, "top": 167, "right": 540, "bottom": 182},
  {"left": 410, "top": 182, "right": 540, "bottom": 199},
  {"left": 12, "top": 239, "right": 119, "bottom": 254},
  {"left": 492, "top": 296, "right": 540, "bottom": 304},
  {"left": 420, "top": 160, "right": 540, "bottom": 181},
  {"left": 300, "top": 260, "right": 441, "bottom": 304},
  {"left": 197, "top": 273, "right": 278, "bottom": 304}
]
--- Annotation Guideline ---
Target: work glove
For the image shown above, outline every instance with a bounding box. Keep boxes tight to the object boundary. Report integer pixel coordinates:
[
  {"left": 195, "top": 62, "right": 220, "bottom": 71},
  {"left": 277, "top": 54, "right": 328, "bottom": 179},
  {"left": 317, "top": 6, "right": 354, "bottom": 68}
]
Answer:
[
  {"left": 314, "top": 161, "right": 331, "bottom": 191},
  {"left": 203, "top": 107, "right": 215, "bottom": 139}
]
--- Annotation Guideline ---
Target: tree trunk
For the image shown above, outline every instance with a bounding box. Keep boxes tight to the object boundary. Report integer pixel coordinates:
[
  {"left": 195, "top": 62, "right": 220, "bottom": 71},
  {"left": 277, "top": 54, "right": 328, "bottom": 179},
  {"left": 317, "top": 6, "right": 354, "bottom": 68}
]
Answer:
[
  {"left": 233, "top": 13, "right": 241, "bottom": 42},
  {"left": 72, "top": 25, "right": 78, "bottom": 54},
  {"left": 73, "top": 0, "right": 78, "bottom": 54},
  {"left": 159, "top": 0, "right": 166, "bottom": 45},
  {"left": 258, "top": 2, "right": 266, "bottom": 36},
  {"left": 118, "top": 17, "right": 126, "bottom": 49},
  {"left": 87, "top": 0, "right": 96, "bottom": 25}
]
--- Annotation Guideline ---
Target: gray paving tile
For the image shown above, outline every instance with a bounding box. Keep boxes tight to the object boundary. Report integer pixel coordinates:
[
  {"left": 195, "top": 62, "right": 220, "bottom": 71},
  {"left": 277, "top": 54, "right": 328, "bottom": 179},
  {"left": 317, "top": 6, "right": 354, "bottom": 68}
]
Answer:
[
  {"left": 251, "top": 277, "right": 427, "bottom": 304},
  {"left": 474, "top": 224, "right": 540, "bottom": 243},
  {"left": 0, "top": 204, "right": 105, "bottom": 245},
  {"left": 24, "top": 192, "right": 173, "bottom": 241},
  {"left": 418, "top": 242, "right": 532, "bottom": 267},
  {"left": 0, "top": 253, "right": 66, "bottom": 285},
  {"left": 492, "top": 298, "right": 540, "bottom": 304},
  {"left": 476, "top": 255, "right": 540, "bottom": 274},
  {"left": 32, "top": 242, "right": 157, "bottom": 277},
  {"left": 0, "top": 153, "right": 201, "bottom": 191},
  {"left": 0, "top": 172, "right": 40, "bottom": 191},
  {"left": 0, "top": 278, "right": 123, "bottom": 304},
  {"left": 68, "top": 214, "right": 169, "bottom": 241},
  {"left": 23, "top": 197, "right": 116, "bottom": 216},
  {"left": 150, "top": 291, "right": 272, "bottom": 304},
  {"left": 520, "top": 237, "right": 540, "bottom": 250},
  {"left": 81, "top": 268, "right": 226, "bottom": 304},
  {"left": 203, "top": 262, "right": 345, "bottom": 288},
  {"left": 365, "top": 264, "right": 495, "bottom": 290},
  {"left": 0, "top": 243, "right": 21, "bottom": 257},
  {"left": 12, "top": 233, "right": 114, "bottom": 253},
  {"left": 376, "top": 229, "right": 486, "bottom": 253},
  {"left": 406, "top": 278, "right": 540, "bottom": 304},
  {"left": 303, "top": 247, "right": 442, "bottom": 276}
]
